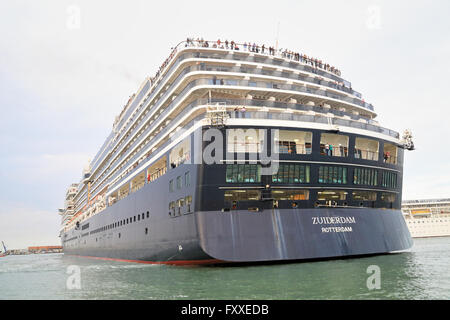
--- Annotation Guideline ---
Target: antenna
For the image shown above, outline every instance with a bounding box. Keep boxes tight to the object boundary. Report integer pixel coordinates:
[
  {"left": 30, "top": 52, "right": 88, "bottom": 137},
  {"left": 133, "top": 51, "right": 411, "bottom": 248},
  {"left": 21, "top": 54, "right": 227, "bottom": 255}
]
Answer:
[{"left": 275, "top": 21, "right": 280, "bottom": 51}]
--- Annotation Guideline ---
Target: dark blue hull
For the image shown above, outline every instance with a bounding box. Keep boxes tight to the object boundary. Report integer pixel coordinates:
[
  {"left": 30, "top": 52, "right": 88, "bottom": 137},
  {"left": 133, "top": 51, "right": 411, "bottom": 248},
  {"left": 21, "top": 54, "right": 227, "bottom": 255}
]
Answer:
[
  {"left": 62, "top": 165, "right": 412, "bottom": 264},
  {"left": 196, "top": 208, "right": 412, "bottom": 262}
]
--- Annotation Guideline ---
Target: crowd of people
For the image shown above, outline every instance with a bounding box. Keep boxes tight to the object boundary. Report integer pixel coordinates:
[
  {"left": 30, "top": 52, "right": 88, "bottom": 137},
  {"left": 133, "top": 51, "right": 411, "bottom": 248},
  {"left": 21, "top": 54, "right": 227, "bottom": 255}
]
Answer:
[
  {"left": 118, "top": 37, "right": 349, "bottom": 128},
  {"left": 149, "top": 46, "right": 178, "bottom": 87},
  {"left": 143, "top": 37, "right": 345, "bottom": 107},
  {"left": 185, "top": 37, "right": 342, "bottom": 76}
]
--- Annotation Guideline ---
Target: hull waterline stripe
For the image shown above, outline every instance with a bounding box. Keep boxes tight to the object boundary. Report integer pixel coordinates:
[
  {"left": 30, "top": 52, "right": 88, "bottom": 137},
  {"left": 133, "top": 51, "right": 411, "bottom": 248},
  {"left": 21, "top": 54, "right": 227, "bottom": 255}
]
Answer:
[{"left": 65, "top": 254, "right": 223, "bottom": 265}]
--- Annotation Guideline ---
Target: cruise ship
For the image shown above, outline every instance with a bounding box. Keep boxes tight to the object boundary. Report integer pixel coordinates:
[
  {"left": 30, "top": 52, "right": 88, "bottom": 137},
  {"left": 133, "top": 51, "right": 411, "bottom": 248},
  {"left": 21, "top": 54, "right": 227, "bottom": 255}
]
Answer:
[
  {"left": 58, "top": 38, "right": 414, "bottom": 265},
  {"left": 402, "top": 198, "right": 450, "bottom": 238}
]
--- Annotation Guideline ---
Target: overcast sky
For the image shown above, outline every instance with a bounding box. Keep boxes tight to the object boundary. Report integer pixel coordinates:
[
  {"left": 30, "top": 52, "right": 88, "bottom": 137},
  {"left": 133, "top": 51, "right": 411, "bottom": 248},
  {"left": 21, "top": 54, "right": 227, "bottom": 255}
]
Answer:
[{"left": 0, "top": 0, "right": 449, "bottom": 249}]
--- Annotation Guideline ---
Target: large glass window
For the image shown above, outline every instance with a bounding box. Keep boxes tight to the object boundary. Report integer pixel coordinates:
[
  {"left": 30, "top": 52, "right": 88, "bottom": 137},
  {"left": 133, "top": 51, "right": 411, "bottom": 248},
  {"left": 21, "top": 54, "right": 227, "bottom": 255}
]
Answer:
[
  {"left": 272, "top": 164, "right": 310, "bottom": 183},
  {"left": 224, "top": 190, "right": 261, "bottom": 201},
  {"left": 118, "top": 184, "right": 130, "bottom": 200},
  {"left": 352, "top": 191, "right": 377, "bottom": 201},
  {"left": 147, "top": 156, "right": 167, "bottom": 183},
  {"left": 317, "top": 190, "right": 348, "bottom": 201},
  {"left": 170, "top": 137, "right": 190, "bottom": 168},
  {"left": 131, "top": 171, "right": 146, "bottom": 193},
  {"left": 227, "top": 128, "right": 264, "bottom": 153},
  {"left": 354, "top": 137, "right": 379, "bottom": 161},
  {"left": 380, "top": 192, "right": 396, "bottom": 203},
  {"left": 353, "top": 168, "right": 378, "bottom": 186},
  {"left": 318, "top": 166, "right": 347, "bottom": 184},
  {"left": 320, "top": 133, "right": 349, "bottom": 157},
  {"left": 226, "top": 164, "right": 261, "bottom": 183},
  {"left": 381, "top": 171, "right": 398, "bottom": 189},
  {"left": 272, "top": 189, "right": 309, "bottom": 200},
  {"left": 275, "top": 130, "right": 312, "bottom": 155}
]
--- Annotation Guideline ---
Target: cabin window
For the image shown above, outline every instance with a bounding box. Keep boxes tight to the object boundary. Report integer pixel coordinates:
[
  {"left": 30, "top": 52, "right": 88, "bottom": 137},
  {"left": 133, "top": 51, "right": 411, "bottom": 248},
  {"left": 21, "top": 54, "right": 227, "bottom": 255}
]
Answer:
[
  {"left": 185, "top": 171, "right": 191, "bottom": 187},
  {"left": 169, "top": 179, "right": 174, "bottom": 192},
  {"left": 320, "top": 133, "right": 349, "bottom": 157},
  {"left": 185, "top": 196, "right": 193, "bottom": 213},
  {"left": 177, "top": 198, "right": 185, "bottom": 215},
  {"left": 169, "top": 202, "right": 176, "bottom": 216},
  {"left": 176, "top": 176, "right": 182, "bottom": 189}
]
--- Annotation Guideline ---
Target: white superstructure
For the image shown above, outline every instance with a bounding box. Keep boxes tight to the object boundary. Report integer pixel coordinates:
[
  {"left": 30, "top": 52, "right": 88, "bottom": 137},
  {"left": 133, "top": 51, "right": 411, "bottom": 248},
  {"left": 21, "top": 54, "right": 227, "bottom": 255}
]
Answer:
[{"left": 402, "top": 198, "right": 450, "bottom": 238}]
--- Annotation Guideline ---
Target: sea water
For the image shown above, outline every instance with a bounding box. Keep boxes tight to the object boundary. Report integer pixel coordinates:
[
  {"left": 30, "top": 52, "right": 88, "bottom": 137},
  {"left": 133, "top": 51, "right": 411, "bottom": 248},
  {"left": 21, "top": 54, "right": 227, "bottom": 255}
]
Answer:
[{"left": 1, "top": 237, "right": 449, "bottom": 300}]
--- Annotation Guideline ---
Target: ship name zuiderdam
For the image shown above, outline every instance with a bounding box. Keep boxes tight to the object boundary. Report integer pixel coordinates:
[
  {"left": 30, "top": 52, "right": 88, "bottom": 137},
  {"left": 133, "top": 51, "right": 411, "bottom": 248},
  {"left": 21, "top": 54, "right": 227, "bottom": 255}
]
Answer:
[{"left": 58, "top": 38, "right": 414, "bottom": 264}]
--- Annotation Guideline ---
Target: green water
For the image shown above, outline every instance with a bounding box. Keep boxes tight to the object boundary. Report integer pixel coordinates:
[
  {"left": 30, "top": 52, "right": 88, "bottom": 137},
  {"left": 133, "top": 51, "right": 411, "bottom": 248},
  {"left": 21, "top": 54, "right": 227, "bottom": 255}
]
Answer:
[{"left": 1, "top": 237, "right": 449, "bottom": 300}]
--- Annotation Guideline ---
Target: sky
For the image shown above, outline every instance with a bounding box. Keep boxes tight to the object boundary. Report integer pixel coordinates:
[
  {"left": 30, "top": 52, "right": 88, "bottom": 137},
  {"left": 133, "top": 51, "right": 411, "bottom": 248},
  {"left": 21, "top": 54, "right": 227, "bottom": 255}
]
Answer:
[{"left": 0, "top": 0, "right": 449, "bottom": 249}]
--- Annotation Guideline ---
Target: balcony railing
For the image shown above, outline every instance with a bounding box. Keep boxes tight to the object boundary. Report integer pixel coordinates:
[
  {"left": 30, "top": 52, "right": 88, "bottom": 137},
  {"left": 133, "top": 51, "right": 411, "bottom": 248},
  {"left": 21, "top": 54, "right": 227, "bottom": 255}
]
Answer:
[
  {"left": 383, "top": 154, "right": 398, "bottom": 164},
  {"left": 276, "top": 143, "right": 311, "bottom": 155},
  {"left": 354, "top": 149, "right": 379, "bottom": 161},
  {"left": 320, "top": 145, "right": 349, "bottom": 157},
  {"left": 227, "top": 142, "right": 262, "bottom": 153}
]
